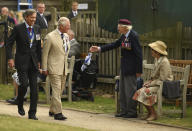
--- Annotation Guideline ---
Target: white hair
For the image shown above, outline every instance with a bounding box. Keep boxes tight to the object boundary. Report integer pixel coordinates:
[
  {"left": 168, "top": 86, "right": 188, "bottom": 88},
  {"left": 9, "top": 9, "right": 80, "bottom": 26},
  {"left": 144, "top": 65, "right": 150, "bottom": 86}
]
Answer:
[
  {"left": 58, "top": 17, "right": 69, "bottom": 27},
  {"left": 119, "top": 24, "right": 133, "bottom": 31}
]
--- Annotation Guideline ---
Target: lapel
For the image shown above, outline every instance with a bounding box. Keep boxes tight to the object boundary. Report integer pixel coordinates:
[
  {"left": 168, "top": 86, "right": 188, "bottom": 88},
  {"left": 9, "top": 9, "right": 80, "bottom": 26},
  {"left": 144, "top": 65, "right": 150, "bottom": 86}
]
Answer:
[
  {"left": 151, "top": 56, "right": 164, "bottom": 78},
  {"left": 37, "top": 12, "right": 46, "bottom": 25},
  {"left": 63, "top": 33, "right": 70, "bottom": 53},
  {"left": 22, "top": 23, "right": 37, "bottom": 47},
  {"left": 21, "top": 23, "right": 30, "bottom": 44},
  {"left": 53, "top": 30, "right": 65, "bottom": 54}
]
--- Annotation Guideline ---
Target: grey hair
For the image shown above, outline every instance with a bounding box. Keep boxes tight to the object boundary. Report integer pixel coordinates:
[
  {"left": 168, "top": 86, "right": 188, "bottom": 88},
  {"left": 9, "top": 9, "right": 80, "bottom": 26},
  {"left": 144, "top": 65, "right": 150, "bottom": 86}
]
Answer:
[
  {"left": 67, "top": 29, "right": 75, "bottom": 37},
  {"left": 58, "top": 17, "right": 70, "bottom": 27},
  {"left": 119, "top": 24, "right": 133, "bottom": 31},
  {"left": 23, "top": 9, "right": 36, "bottom": 18}
]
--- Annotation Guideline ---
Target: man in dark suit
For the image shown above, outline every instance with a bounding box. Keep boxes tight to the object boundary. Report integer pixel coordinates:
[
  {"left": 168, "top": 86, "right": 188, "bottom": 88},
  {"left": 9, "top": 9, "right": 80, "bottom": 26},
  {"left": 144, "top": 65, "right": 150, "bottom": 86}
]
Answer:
[
  {"left": 35, "top": 2, "right": 48, "bottom": 29},
  {"left": 6, "top": 9, "right": 41, "bottom": 120},
  {"left": 67, "top": 1, "right": 79, "bottom": 20},
  {"left": 90, "top": 19, "right": 143, "bottom": 118}
]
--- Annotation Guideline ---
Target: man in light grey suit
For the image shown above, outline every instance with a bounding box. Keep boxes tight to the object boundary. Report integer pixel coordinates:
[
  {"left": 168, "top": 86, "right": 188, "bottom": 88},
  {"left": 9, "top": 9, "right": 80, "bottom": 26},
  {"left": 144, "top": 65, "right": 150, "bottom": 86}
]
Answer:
[
  {"left": 67, "top": 29, "right": 81, "bottom": 58},
  {"left": 42, "top": 17, "right": 70, "bottom": 120}
]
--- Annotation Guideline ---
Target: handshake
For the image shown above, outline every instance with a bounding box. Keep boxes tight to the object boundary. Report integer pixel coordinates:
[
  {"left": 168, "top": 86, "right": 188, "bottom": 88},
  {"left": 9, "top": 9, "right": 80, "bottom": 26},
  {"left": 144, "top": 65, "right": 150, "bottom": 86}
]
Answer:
[{"left": 89, "top": 46, "right": 100, "bottom": 53}]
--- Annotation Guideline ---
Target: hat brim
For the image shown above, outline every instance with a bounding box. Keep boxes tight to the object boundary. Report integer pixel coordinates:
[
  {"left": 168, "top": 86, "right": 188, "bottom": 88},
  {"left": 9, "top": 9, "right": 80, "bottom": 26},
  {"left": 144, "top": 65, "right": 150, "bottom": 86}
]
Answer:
[{"left": 149, "top": 43, "right": 168, "bottom": 56}]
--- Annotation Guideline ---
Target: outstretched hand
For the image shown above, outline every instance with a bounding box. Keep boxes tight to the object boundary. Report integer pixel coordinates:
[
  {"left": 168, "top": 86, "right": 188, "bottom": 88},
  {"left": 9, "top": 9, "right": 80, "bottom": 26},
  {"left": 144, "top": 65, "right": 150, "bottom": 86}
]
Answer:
[{"left": 89, "top": 46, "right": 99, "bottom": 53}]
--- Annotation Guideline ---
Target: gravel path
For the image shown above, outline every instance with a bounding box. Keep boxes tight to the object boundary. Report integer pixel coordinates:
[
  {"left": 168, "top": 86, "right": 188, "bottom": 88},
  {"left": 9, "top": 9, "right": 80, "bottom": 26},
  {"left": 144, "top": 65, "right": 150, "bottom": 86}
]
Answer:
[{"left": 0, "top": 101, "right": 188, "bottom": 131}]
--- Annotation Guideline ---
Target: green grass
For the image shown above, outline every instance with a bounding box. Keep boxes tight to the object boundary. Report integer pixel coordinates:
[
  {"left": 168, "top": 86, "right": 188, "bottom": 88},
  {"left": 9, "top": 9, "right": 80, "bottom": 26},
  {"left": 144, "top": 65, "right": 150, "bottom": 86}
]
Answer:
[
  {"left": 62, "top": 96, "right": 115, "bottom": 114},
  {"left": 156, "top": 106, "right": 192, "bottom": 128},
  {"left": 0, "top": 84, "right": 192, "bottom": 128},
  {"left": 0, "top": 114, "right": 94, "bottom": 131},
  {"left": 0, "top": 84, "right": 14, "bottom": 100}
]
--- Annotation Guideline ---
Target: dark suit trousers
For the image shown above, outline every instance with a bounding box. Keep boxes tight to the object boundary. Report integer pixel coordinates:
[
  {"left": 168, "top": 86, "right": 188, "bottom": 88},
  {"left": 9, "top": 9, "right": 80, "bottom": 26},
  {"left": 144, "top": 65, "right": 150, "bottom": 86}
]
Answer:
[{"left": 17, "top": 58, "right": 38, "bottom": 115}]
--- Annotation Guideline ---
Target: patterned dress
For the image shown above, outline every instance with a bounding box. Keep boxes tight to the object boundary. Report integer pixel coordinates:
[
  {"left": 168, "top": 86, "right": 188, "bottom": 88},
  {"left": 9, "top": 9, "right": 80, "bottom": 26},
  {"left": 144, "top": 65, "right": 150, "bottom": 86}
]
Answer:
[{"left": 133, "top": 56, "right": 173, "bottom": 106}]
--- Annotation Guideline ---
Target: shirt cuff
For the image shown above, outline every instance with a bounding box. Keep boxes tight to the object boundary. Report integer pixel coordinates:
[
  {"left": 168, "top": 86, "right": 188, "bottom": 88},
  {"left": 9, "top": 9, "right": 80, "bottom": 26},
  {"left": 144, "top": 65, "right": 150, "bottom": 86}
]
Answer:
[{"left": 98, "top": 47, "right": 101, "bottom": 52}]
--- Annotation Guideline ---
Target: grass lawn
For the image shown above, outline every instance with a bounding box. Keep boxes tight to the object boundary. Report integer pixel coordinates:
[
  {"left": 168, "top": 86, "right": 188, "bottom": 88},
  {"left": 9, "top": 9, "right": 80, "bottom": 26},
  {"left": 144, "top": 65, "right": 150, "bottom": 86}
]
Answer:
[
  {"left": 0, "top": 84, "right": 191, "bottom": 128},
  {"left": 0, "top": 114, "right": 94, "bottom": 131}
]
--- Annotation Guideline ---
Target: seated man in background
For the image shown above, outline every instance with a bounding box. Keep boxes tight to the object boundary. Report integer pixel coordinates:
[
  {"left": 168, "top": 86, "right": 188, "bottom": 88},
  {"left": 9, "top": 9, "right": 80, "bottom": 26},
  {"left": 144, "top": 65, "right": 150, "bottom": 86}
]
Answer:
[{"left": 67, "top": 29, "right": 81, "bottom": 58}]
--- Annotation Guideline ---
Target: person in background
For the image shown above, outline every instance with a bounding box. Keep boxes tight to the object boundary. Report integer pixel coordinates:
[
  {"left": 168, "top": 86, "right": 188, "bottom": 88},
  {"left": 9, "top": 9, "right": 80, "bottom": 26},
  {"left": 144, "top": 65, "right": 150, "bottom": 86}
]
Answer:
[
  {"left": 35, "top": 2, "right": 48, "bottom": 29},
  {"left": 42, "top": 17, "right": 70, "bottom": 121},
  {"left": 89, "top": 19, "right": 143, "bottom": 118},
  {"left": 67, "top": 1, "right": 79, "bottom": 20},
  {"left": 9, "top": 10, "right": 18, "bottom": 25},
  {"left": 6, "top": 69, "right": 44, "bottom": 105},
  {"left": 0, "top": 7, "right": 15, "bottom": 47},
  {"left": 133, "top": 41, "right": 173, "bottom": 121},
  {"left": 6, "top": 9, "right": 41, "bottom": 120},
  {"left": 67, "top": 29, "right": 81, "bottom": 58},
  {"left": 1, "top": 7, "right": 15, "bottom": 24}
]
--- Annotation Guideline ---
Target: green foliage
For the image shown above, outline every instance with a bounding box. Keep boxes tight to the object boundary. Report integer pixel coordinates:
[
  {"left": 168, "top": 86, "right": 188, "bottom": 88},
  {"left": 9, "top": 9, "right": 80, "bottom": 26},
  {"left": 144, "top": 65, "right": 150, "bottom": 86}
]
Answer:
[{"left": 0, "top": 115, "right": 94, "bottom": 131}]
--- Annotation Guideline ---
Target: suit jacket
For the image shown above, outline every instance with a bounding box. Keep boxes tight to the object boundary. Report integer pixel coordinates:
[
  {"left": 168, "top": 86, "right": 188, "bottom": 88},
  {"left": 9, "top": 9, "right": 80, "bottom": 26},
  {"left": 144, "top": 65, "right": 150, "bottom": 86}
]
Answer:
[
  {"left": 101, "top": 30, "right": 143, "bottom": 76},
  {"left": 68, "top": 39, "right": 80, "bottom": 58},
  {"left": 35, "top": 12, "right": 48, "bottom": 29},
  {"left": 6, "top": 23, "right": 41, "bottom": 71},
  {"left": 149, "top": 56, "right": 173, "bottom": 87},
  {"left": 42, "top": 29, "right": 70, "bottom": 75},
  {"left": 67, "top": 10, "right": 80, "bottom": 20}
]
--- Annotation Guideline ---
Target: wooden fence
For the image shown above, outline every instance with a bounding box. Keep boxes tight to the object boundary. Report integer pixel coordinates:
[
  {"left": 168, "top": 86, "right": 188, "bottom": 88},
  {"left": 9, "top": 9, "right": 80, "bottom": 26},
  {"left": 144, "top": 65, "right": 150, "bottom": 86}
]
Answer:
[
  {"left": 41, "top": 8, "right": 192, "bottom": 82},
  {"left": 1, "top": 7, "right": 192, "bottom": 84}
]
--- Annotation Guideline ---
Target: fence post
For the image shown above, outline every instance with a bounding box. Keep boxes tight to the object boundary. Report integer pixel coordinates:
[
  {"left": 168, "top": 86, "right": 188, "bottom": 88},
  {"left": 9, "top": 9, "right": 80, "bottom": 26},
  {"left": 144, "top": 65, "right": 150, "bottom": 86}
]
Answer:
[
  {"left": 0, "top": 15, "right": 8, "bottom": 84},
  {"left": 175, "top": 21, "right": 183, "bottom": 59},
  {"left": 48, "top": 7, "right": 57, "bottom": 33}
]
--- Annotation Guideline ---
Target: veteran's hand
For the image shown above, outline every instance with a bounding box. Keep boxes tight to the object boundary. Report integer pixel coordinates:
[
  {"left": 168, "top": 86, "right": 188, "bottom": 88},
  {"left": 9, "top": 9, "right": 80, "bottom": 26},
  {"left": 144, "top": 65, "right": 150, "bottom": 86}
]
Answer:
[{"left": 89, "top": 46, "right": 100, "bottom": 53}]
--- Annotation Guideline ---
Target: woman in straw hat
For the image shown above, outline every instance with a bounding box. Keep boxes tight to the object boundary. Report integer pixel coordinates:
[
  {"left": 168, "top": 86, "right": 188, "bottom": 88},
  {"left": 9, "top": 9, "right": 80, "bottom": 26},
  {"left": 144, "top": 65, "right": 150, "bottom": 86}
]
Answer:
[{"left": 133, "top": 41, "right": 173, "bottom": 121}]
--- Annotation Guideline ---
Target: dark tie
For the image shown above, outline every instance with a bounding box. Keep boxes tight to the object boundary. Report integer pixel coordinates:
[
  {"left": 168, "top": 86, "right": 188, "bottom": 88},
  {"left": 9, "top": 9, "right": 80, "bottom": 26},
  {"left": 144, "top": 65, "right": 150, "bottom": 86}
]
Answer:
[
  {"left": 28, "top": 27, "right": 32, "bottom": 32},
  {"left": 61, "top": 34, "right": 64, "bottom": 39}
]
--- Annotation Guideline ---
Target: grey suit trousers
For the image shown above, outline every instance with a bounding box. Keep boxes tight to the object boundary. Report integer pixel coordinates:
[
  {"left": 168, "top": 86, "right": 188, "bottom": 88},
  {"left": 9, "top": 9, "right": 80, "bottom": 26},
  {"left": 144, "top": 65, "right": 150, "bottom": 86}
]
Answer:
[{"left": 119, "top": 73, "right": 137, "bottom": 115}]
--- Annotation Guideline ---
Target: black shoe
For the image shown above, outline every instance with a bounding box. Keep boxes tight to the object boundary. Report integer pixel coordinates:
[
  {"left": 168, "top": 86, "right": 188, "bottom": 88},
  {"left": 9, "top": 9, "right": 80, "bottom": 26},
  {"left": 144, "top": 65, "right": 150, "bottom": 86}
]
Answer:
[
  {"left": 6, "top": 97, "right": 18, "bottom": 105},
  {"left": 122, "top": 114, "right": 137, "bottom": 118},
  {"left": 18, "top": 107, "right": 25, "bottom": 116},
  {"left": 115, "top": 113, "right": 126, "bottom": 117},
  {"left": 49, "top": 112, "right": 54, "bottom": 117},
  {"left": 28, "top": 115, "right": 38, "bottom": 120},
  {"left": 54, "top": 113, "right": 67, "bottom": 120}
]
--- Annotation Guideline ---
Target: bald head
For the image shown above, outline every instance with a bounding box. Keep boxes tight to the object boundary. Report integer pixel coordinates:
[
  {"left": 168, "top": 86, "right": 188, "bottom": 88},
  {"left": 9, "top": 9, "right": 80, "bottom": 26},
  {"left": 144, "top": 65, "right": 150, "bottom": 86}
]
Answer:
[{"left": 1, "top": 7, "right": 9, "bottom": 16}]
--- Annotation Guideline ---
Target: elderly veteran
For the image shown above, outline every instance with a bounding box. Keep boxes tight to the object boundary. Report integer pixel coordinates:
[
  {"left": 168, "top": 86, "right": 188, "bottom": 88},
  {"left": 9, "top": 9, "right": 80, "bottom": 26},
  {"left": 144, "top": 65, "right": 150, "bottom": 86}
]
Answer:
[
  {"left": 90, "top": 19, "right": 143, "bottom": 118},
  {"left": 133, "top": 41, "right": 173, "bottom": 121}
]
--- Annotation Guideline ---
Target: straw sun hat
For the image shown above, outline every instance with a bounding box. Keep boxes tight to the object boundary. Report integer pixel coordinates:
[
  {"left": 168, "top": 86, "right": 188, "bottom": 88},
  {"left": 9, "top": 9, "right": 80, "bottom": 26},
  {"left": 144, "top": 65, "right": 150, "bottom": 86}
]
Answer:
[{"left": 148, "top": 41, "right": 168, "bottom": 56}]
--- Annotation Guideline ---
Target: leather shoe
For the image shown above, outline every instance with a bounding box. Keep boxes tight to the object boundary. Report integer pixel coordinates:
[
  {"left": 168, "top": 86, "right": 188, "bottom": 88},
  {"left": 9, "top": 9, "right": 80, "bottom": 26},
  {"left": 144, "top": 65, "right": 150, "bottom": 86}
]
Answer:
[
  {"left": 18, "top": 107, "right": 25, "bottom": 116},
  {"left": 6, "top": 97, "right": 18, "bottom": 105},
  {"left": 28, "top": 115, "right": 38, "bottom": 120},
  {"left": 115, "top": 113, "right": 126, "bottom": 117},
  {"left": 49, "top": 112, "right": 54, "bottom": 117},
  {"left": 122, "top": 114, "right": 137, "bottom": 118},
  {"left": 54, "top": 113, "right": 67, "bottom": 120}
]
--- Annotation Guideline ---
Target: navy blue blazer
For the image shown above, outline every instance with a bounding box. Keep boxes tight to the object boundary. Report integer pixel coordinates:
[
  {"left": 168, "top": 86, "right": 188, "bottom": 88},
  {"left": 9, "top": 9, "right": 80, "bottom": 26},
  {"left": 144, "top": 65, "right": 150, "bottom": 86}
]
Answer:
[{"left": 100, "top": 30, "right": 143, "bottom": 76}]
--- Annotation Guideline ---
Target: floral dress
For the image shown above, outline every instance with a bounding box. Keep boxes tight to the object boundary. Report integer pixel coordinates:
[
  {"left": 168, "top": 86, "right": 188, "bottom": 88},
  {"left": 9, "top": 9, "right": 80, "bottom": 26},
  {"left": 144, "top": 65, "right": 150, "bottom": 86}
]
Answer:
[{"left": 133, "top": 56, "right": 173, "bottom": 106}]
